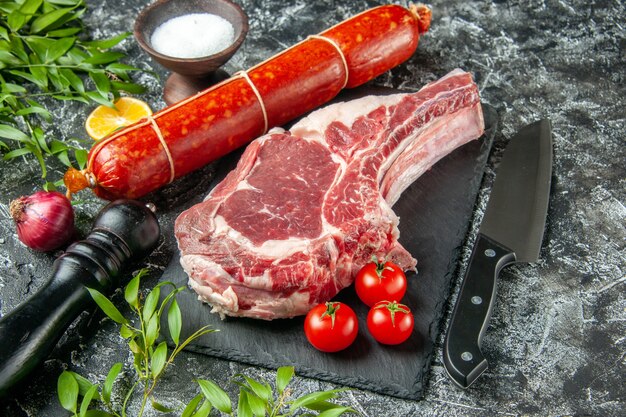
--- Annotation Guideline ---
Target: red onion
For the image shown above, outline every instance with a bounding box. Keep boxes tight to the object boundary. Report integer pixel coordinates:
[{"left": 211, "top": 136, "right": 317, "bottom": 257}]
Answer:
[{"left": 9, "top": 191, "right": 75, "bottom": 252}]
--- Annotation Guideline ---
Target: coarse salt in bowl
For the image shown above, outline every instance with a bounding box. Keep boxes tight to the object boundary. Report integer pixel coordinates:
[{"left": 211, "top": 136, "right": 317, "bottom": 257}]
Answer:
[
  {"left": 150, "top": 13, "right": 235, "bottom": 59},
  {"left": 134, "top": 0, "right": 248, "bottom": 77}
]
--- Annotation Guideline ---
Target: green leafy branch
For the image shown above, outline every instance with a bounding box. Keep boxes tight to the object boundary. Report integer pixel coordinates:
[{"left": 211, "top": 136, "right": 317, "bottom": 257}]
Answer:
[
  {"left": 0, "top": 0, "right": 148, "bottom": 185},
  {"left": 57, "top": 269, "right": 357, "bottom": 417},
  {"left": 182, "top": 368, "right": 355, "bottom": 417}
]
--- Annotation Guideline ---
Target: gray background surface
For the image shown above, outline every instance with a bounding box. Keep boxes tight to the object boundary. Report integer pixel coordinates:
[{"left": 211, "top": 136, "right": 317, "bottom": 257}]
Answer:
[{"left": 0, "top": 0, "right": 624, "bottom": 416}]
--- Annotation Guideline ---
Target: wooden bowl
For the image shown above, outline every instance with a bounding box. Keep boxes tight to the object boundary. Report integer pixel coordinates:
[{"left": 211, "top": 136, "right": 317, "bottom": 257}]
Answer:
[{"left": 134, "top": 0, "right": 248, "bottom": 103}]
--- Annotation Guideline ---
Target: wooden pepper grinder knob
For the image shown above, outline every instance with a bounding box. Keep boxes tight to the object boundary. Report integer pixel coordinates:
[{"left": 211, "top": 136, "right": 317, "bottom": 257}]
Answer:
[{"left": 0, "top": 199, "right": 160, "bottom": 397}]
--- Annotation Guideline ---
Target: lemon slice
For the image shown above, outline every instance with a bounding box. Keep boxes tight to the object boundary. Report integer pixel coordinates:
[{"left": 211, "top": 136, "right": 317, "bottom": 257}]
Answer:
[{"left": 85, "top": 97, "right": 153, "bottom": 140}]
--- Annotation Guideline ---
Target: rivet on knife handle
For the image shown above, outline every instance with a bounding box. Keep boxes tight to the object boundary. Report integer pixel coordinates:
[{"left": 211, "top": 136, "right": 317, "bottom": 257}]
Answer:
[
  {"left": 0, "top": 200, "right": 160, "bottom": 397},
  {"left": 443, "top": 234, "right": 515, "bottom": 388}
]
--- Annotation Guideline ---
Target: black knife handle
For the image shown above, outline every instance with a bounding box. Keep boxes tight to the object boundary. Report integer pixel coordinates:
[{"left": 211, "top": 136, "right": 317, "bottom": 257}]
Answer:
[
  {"left": 0, "top": 200, "right": 160, "bottom": 397},
  {"left": 443, "top": 233, "right": 515, "bottom": 388}
]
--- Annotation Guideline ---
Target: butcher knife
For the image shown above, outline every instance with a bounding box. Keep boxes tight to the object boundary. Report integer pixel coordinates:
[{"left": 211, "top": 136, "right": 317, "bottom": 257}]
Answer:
[{"left": 443, "top": 119, "right": 553, "bottom": 388}]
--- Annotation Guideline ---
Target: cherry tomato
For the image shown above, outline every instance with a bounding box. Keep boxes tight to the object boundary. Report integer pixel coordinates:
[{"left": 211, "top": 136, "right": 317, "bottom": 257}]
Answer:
[
  {"left": 355, "top": 258, "right": 407, "bottom": 307},
  {"left": 367, "top": 301, "right": 414, "bottom": 345},
  {"left": 304, "top": 302, "right": 358, "bottom": 352}
]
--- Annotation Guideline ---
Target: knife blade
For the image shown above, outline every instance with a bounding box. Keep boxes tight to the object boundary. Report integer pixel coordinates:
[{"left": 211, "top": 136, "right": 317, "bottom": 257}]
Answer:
[{"left": 443, "top": 119, "right": 553, "bottom": 388}]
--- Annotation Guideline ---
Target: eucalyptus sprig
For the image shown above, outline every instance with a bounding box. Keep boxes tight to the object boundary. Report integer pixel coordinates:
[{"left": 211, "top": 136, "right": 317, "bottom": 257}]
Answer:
[
  {"left": 0, "top": 0, "right": 148, "bottom": 185},
  {"left": 57, "top": 269, "right": 357, "bottom": 417}
]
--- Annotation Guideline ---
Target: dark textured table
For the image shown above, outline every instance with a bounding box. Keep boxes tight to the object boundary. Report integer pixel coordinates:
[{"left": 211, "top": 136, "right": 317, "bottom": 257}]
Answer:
[{"left": 0, "top": 0, "right": 624, "bottom": 416}]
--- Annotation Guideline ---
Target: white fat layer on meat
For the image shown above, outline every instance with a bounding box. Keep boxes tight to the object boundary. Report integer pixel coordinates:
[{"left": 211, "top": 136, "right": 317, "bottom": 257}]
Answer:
[
  {"left": 212, "top": 214, "right": 340, "bottom": 258},
  {"left": 234, "top": 180, "right": 259, "bottom": 192},
  {"left": 233, "top": 290, "right": 311, "bottom": 320},
  {"left": 186, "top": 255, "right": 312, "bottom": 320},
  {"left": 290, "top": 93, "right": 405, "bottom": 143}
]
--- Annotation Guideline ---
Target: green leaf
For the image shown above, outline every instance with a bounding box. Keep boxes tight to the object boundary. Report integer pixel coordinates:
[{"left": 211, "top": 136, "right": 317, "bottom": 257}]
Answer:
[
  {"left": 8, "top": 69, "right": 46, "bottom": 88},
  {"left": 84, "top": 91, "right": 113, "bottom": 107},
  {"left": 16, "top": 105, "right": 52, "bottom": 120},
  {"left": 0, "top": 27, "right": 8, "bottom": 41},
  {"left": 151, "top": 398, "right": 175, "bottom": 413},
  {"left": 143, "top": 286, "right": 161, "bottom": 322},
  {"left": 83, "top": 32, "right": 131, "bottom": 49},
  {"left": 47, "top": 36, "right": 76, "bottom": 62},
  {"left": 79, "top": 385, "right": 98, "bottom": 417},
  {"left": 317, "top": 407, "right": 357, "bottom": 417},
  {"left": 243, "top": 392, "right": 266, "bottom": 417},
  {"left": 50, "top": 139, "right": 69, "bottom": 154},
  {"left": 86, "top": 287, "right": 128, "bottom": 324},
  {"left": 53, "top": 93, "right": 88, "bottom": 104},
  {"left": 32, "top": 126, "right": 50, "bottom": 154},
  {"left": 191, "top": 400, "right": 212, "bottom": 417},
  {"left": 124, "top": 272, "right": 141, "bottom": 308},
  {"left": 197, "top": 379, "right": 232, "bottom": 414},
  {"left": 46, "top": 7, "right": 85, "bottom": 33},
  {"left": 303, "top": 400, "right": 343, "bottom": 412},
  {"left": 19, "top": 0, "right": 44, "bottom": 15},
  {"left": 182, "top": 394, "right": 203, "bottom": 417},
  {"left": 60, "top": 68, "right": 84, "bottom": 93},
  {"left": 167, "top": 298, "right": 182, "bottom": 345},
  {"left": 31, "top": 141, "right": 47, "bottom": 178},
  {"left": 239, "top": 375, "right": 272, "bottom": 403},
  {"left": 2, "top": 83, "right": 27, "bottom": 93},
  {"left": 74, "top": 147, "right": 87, "bottom": 168},
  {"left": 58, "top": 45, "right": 87, "bottom": 65},
  {"left": 0, "top": 50, "right": 22, "bottom": 66},
  {"left": 30, "top": 7, "right": 74, "bottom": 33},
  {"left": 106, "top": 63, "right": 143, "bottom": 72},
  {"left": 57, "top": 371, "right": 79, "bottom": 413},
  {"left": 0, "top": 124, "right": 30, "bottom": 142},
  {"left": 7, "top": 10, "right": 27, "bottom": 32},
  {"left": 110, "top": 81, "right": 146, "bottom": 94},
  {"left": 47, "top": 27, "right": 82, "bottom": 37},
  {"left": 276, "top": 366, "right": 294, "bottom": 394},
  {"left": 56, "top": 149, "right": 71, "bottom": 166},
  {"left": 67, "top": 371, "right": 97, "bottom": 397},
  {"left": 289, "top": 389, "right": 347, "bottom": 413},
  {"left": 90, "top": 71, "right": 110, "bottom": 96},
  {"left": 145, "top": 312, "right": 159, "bottom": 347},
  {"left": 151, "top": 341, "right": 168, "bottom": 377},
  {"left": 129, "top": 338, "right": 142, "bottom": 354},
  {"left": 3, "top": 147, "right": 32, "bottom": 159},
  {"left": 10, "top": 36, "right": 29, "bottom": 62},
  {"left": 47, "top": 0, "right": 83, "bottom": 5},
  {"left": 29, "top": 64, "right": 49, "bottom": 89},
  {"left": 42, "top": 181, "right": 57, "bottom": 191},
  {"left": 85, "top": 410, "right": 117, "bottom": 417},
  {"left": 83, "top": 51, "right": 125, "bottom": 65},
  {"left": 237, "top": 390, "right": 253, "bottom": 417},
  {"left": 102, "top": 362, "right": 122, "bottom": 404},
  {"left": 119, "top": 323, "right": 135, "bottom": 339}
]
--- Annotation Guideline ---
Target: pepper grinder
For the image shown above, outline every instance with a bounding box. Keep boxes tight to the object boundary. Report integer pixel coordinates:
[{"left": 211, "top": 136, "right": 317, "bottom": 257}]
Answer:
[{"left": 0, "top": 199, "right": 160, "bottom": 397}]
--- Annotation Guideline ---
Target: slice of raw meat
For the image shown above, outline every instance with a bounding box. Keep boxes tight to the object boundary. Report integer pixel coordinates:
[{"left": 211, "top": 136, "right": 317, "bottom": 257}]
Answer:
[{"left": 175, "top": 69, "right": 484, "bottom": 320}]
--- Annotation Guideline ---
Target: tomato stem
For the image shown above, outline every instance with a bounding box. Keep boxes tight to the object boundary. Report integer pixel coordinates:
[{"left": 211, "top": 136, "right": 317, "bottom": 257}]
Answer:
[
  {"left": 321, "top": 302, "right": 341, "bottom": 328},
  {"left": 370, "top": 255, "right": 388, "bottom": 278},
  {"left": 374, "top": 301, "right": 410, "bottom": 327}
]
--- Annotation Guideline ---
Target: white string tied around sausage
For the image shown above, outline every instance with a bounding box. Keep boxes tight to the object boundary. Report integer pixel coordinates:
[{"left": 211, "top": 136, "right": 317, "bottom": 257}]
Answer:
[
  {"left": 306, "top": 35, "right": 349, "bottom": 89},
  {"left": 234, "top": 70, "right": 269, "bottom": 134}
]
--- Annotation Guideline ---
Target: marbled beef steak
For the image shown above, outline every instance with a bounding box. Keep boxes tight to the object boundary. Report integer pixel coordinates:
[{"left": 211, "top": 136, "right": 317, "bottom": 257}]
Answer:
[{"left": 175, "top": 69, "right": 484, "bottom": 319}]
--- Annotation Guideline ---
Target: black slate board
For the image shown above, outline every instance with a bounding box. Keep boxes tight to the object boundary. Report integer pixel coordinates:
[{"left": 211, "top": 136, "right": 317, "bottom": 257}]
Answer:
[{"left": 159, "top": 90, "right": 498, "bottom": 400}]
